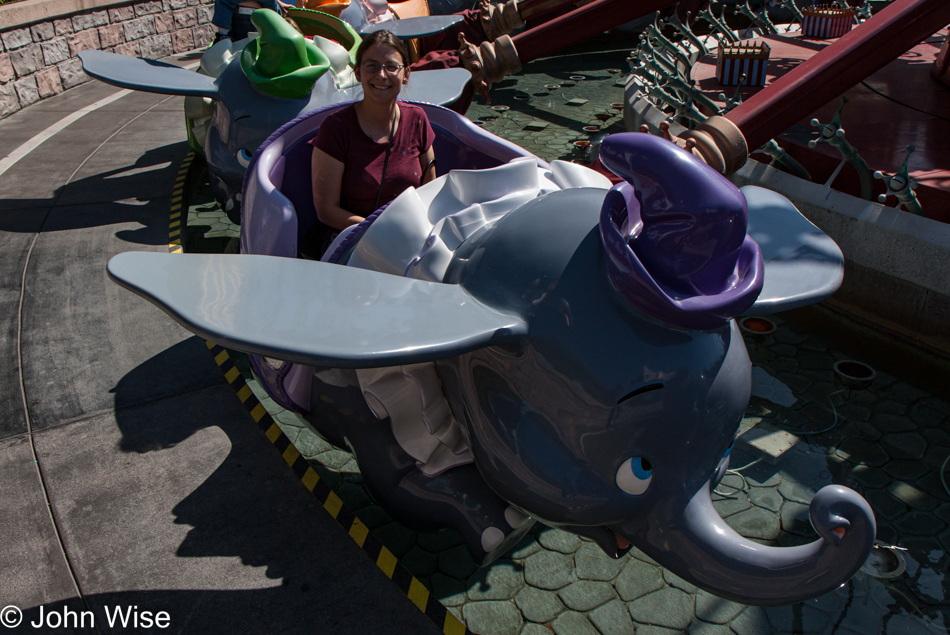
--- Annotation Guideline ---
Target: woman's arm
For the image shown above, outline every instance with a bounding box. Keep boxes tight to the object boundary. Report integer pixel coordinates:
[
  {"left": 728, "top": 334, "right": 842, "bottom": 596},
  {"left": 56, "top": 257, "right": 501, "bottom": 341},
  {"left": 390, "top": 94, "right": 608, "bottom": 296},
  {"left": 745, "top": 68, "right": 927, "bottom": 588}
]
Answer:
[
  {"left": 420, "top": 145, "right": 436, "bottom": 185},
  {"left": 312, "top": 147, "right": 365, "bottom": 231}
]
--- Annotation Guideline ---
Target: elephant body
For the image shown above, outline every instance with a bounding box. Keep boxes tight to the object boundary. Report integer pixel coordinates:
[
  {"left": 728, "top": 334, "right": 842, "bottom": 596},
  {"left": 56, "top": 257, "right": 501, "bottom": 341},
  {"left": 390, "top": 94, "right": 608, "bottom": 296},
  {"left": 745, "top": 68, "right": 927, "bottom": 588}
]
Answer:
[
  {"left": 288, "top": 137, "right": 875, "bottom": 603},
  {"left": 107, "top": 118, "right": 875, "bottom": 604}
]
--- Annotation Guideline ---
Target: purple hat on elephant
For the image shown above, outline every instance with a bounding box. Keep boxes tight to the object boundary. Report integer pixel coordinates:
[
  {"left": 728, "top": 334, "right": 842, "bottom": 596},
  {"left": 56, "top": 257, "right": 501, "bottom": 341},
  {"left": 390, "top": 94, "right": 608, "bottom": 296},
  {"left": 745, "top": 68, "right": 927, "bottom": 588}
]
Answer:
[{"left": 598, "top": 133, "right": 764, "bottom": 331}]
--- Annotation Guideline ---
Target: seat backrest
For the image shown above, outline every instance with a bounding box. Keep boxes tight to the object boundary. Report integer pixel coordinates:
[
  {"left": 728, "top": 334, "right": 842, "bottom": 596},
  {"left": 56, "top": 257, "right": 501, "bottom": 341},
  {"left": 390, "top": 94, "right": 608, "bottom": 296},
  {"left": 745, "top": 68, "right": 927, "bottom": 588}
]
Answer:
[
  {"left": 265, "top": 103, "right": 540, "bottom": 255},
  {"left": 275, "top": 134, "right": 323, "bottom": 251}
]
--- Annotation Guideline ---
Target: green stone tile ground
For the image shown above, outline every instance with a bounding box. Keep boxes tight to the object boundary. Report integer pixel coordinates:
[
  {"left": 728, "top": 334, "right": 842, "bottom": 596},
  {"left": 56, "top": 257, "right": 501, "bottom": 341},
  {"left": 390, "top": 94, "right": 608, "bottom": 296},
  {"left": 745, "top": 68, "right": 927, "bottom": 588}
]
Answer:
[
  {"left": 465, "top": 50, "right": 631, "bottom": 166},
  {"left": 182, "top": 50, "right": 950, "bottom": 635}
]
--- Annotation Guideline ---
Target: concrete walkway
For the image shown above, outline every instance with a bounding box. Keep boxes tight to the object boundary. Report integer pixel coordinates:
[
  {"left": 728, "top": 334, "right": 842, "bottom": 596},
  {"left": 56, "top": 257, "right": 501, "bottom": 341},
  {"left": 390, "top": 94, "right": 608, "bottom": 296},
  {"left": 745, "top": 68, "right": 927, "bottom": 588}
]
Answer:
[{"left": 0, "top": 51, "right": 438, "bottom": 634}]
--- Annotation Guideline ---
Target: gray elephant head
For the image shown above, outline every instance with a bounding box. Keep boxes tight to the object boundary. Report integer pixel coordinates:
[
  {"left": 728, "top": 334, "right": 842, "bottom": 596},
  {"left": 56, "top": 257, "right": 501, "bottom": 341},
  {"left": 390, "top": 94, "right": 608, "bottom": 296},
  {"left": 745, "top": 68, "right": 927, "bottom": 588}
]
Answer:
[{"left": 426, "top": 133, "right": 874, "bottom": 605}]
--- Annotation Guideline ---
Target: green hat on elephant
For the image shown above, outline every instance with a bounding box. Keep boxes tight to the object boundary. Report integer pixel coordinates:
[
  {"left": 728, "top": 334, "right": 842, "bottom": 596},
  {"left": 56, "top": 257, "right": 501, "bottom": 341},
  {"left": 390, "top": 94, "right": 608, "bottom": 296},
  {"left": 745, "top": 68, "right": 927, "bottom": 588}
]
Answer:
[{"left": 241, "top": 9, "right": 331, "bottom": 99}]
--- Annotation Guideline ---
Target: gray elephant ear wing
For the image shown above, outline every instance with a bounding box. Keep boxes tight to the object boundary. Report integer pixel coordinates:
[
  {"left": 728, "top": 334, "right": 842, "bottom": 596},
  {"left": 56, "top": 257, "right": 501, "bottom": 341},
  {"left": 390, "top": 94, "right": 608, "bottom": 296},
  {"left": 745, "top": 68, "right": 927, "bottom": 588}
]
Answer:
[
  {"left": 78, "top": 50, "right": 219, "bottom": 99},
  {"left": 401, "top": 69, "right": 472, "bottom": 107},
  {"left": 743, "top": 185, "right": 845, "bottom": 315},
  {"left": 107, "top": 252, "right": 527, "bottom": 368},
  {"left": 359, "top": 15, "right": 463, "bottom": 38}
]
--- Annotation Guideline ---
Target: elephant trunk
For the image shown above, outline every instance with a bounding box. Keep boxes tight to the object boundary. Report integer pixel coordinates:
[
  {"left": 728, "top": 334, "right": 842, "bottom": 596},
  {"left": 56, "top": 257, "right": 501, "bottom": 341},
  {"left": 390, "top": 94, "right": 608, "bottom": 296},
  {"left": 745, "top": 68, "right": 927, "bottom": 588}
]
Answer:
[{"left": 617, "top": 483, "right": 875, "bottom": 606}]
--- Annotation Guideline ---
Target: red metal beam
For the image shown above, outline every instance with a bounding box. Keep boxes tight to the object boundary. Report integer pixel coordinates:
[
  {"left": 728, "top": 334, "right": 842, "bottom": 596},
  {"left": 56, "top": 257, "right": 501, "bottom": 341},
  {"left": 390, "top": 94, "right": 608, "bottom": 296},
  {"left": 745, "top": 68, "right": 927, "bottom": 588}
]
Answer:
[
  {"left": 518, "top": 0, "right": 577, "bottom": 22},
  {"left": 726, "top": 0, "right": 950, "bottom": 152},
  {"left": 516, "top": 0, "right": 553, "bottom": 12},
  {"left": 511, "top": 0, "right": 681, "bottom": 64}
]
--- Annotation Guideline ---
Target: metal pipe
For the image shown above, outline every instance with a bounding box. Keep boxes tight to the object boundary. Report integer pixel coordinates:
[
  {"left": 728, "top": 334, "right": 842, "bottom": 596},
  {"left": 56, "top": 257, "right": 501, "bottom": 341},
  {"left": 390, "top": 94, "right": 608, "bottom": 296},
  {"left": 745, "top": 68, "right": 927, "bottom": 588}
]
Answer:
[
  {"left": 734, "top": 0, "right": 777, "bottom": 35},
  {"left": 514, "top": 0, "right": 556, "bottom": 12},
  {"left": 511, "top": 0, "right": 681, "bottom": 64},
  {"left": 696, "top": 4, "right": 739, "bottom": 44},
  {"left": 808, "top": 118, "right": 875, "bottom": 201},
  {"left": 668, "top": 11, "right": 708, "bottom": 57},
  {"left": 517, "top": 0, "right": 574, "bottom": 21},
  {"left": 757, "top": 139, "right": 812, "bottom": 181}
]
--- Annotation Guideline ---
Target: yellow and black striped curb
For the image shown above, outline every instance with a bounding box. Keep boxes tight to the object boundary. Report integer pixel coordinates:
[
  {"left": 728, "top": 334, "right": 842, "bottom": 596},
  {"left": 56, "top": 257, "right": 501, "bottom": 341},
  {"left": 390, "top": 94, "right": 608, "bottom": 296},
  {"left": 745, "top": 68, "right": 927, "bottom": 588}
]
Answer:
[
  {"left": 205, "top": 343, "right": 468, "bottom": 635},
  {"left": 167, "top": 151, "right": 193, "bottom": 254},
  {"left": 168, "top": 151, "right": 467, "bottom": 635}
]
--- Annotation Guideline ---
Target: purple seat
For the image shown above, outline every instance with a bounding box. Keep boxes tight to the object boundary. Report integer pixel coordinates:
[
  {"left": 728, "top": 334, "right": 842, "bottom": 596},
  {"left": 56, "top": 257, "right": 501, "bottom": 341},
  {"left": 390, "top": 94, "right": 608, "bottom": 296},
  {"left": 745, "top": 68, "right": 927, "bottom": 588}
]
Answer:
[
  {"left": 238, "top": 100, "right": 545, "bottom": 412},
  {"left": 242, "top": 101, "right": 543, "bottom": 260}
]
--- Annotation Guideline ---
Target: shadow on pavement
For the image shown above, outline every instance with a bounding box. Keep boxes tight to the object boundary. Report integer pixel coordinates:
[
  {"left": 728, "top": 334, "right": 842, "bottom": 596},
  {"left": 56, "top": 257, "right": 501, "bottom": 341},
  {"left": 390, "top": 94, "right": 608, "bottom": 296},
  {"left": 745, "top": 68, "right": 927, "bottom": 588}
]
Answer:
[
  {"left": 62, "top": 340, "right": 441, "bottom": 635},
  {"left": 0, "top": 143, "right": 186, "bottom": 246}
]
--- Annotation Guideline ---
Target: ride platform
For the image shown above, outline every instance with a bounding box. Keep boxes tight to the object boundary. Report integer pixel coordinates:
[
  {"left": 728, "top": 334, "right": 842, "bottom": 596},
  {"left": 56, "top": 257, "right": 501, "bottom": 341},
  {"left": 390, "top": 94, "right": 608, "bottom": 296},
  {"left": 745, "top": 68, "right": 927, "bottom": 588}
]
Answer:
[{"left": 690, "top": 27, "right": 950, "bottom": 221}]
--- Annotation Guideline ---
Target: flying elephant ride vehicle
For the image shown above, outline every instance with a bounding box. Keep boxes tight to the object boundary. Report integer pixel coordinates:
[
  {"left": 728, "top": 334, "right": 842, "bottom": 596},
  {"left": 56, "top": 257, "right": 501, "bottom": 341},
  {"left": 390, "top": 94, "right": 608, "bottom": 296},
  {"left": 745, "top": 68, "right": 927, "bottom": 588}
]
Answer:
[
  {"left": 78, "top": 0, "right": 688, "bottom": 223},
  {"left": 78, "top": 0, "right": 708, "bottom": 223},
  {"left": 108, "top": 90, "right": 878, "bottom": 604},
  {"left": 79, "top": 8, "right": 473, "bottom": 223}
]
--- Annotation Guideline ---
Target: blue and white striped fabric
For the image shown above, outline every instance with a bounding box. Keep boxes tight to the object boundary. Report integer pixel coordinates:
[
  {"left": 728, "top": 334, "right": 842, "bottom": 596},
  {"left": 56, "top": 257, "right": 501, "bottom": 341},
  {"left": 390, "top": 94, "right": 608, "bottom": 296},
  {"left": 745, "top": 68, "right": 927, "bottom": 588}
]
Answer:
[
  {"left": 802, "top": 8, "right": 854, "bottom": 38},
  {"left": 717, "top": 42, "right": 770, "bottom": 86}
]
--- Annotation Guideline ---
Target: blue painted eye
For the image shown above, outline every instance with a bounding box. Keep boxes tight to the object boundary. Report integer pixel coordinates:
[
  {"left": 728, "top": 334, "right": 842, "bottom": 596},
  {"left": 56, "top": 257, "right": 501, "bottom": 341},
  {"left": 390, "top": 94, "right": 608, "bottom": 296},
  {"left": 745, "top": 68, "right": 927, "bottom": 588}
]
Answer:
[
  {"left": 236, "top": 148, "right": 253, "bottom": 168},
  {"left": 616, "top": 457, "right": 653, "bottom": 495}
]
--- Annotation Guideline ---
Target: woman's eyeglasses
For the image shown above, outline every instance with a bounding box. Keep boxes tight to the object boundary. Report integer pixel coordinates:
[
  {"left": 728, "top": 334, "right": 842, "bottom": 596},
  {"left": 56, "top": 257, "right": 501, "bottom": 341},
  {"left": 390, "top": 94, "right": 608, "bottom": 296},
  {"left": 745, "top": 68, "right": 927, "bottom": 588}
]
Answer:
[{"left": 361, "top": 61, "right": 406, "bottom": 75}]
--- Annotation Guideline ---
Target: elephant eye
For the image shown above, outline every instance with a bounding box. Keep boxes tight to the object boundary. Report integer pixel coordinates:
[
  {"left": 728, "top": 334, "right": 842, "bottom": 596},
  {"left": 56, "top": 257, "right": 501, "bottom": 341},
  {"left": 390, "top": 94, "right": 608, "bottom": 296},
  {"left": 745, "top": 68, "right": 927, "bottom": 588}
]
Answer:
[
  {"left": 616, "top": 457, "right": 653, "bottom": 495},
  {"left": 237, "top": 148, "right": 253, "bottom": 168}
]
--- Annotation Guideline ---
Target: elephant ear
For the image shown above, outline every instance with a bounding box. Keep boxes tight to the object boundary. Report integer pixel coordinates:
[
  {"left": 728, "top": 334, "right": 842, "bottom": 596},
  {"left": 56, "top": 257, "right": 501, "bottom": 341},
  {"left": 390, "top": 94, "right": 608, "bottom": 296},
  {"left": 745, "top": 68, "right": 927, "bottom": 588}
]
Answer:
[
  {"left": 358, "top": 15, "right": 464, "bottom": 38},
  {"left": 741, "top": 186, "right": 845, "bottom": 315},
  {"left": 78, "top": 50, "right": 219, "bottom": 98},
  {"left": 107, "top": 252, "right": 527, "bottom": 368}
]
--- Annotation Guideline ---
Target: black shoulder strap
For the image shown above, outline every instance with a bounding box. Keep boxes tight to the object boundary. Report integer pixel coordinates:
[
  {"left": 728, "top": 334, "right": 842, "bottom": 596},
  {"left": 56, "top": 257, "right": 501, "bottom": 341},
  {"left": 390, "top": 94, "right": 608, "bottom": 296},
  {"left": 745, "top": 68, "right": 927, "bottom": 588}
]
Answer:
[{"left": 374, "top": 107, "right": 398, "bottom": 211}]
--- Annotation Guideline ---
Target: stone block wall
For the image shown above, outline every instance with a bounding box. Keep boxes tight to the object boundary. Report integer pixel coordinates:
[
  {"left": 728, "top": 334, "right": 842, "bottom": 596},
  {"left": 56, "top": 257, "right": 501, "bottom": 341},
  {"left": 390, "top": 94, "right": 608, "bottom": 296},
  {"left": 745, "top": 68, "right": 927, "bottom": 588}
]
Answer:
[{"left": 0, "top": 0, "right": 215, "bottom": 118}]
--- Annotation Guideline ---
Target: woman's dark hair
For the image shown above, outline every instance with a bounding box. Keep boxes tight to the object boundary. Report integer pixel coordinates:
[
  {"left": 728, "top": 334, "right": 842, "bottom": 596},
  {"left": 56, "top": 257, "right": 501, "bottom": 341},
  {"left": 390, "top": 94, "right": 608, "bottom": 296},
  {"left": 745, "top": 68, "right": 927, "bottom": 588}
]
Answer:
[{"left": 355, "top": 29, "right": 411, "bottom": 69}]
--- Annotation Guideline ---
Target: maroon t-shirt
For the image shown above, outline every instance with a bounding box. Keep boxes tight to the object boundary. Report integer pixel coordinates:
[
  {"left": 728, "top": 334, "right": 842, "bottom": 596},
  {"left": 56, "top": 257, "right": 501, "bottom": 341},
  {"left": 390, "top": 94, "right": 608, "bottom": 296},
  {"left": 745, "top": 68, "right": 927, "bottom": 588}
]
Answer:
[{"left": 309, "top": 102, "right": 436, "bottom": 217}]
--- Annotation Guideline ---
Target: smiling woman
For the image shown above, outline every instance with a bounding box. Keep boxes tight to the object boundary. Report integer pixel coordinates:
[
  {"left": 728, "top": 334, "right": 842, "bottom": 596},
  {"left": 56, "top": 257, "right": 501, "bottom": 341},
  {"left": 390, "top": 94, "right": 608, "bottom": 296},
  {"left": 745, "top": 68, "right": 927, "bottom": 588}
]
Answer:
[{"left": 308, "top": 29, "right": 437, "bottom": 249}]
